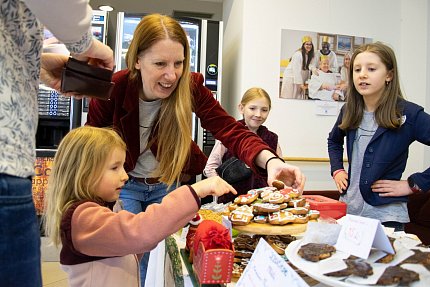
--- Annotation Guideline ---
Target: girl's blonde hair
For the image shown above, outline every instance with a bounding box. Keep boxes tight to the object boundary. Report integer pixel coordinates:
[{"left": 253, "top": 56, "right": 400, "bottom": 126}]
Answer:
[
  {"left": 339, "top": 42, "right": 404, "bottom": 130},
  {"left": 43, "top": 126, "right": 126, "bottom": 246},
  {"left": 126, "top": 13, "right": 193, "bottom": 186},
  {"left": 240, "top": 87, "right": 272, "bottom": 110}
]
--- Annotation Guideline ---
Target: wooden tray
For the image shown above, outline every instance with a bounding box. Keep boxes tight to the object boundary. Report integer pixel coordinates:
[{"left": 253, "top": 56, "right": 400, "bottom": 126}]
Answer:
[{"left": 233, "top": 220, "right": 315, "bottom": 235}]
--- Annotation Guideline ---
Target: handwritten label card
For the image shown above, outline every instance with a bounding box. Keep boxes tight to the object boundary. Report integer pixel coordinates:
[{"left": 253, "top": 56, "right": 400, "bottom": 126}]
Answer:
[
  {"left": 236, "top": 238, "right": 309, "bottom": 287},
  {"left": 335, "top": 214, "right": 394, "bottom": 259}
]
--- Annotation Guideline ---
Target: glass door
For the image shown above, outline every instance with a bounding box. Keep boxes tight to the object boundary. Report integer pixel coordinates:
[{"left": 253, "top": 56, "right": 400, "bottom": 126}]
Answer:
[{"left": 115, "top": 13, "right": 201, "bottom": 72}]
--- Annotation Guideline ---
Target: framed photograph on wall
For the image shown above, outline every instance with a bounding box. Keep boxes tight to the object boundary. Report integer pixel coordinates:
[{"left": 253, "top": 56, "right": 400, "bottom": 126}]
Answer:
[
  {"left": 337, "top": 35, "right": 352, "bottom": 54},
  {"left": 354, "top": 36, "right": 365, "bottom": 48},
  {"left": 317, "top": 33, "right": 336, "bottom": 51}
]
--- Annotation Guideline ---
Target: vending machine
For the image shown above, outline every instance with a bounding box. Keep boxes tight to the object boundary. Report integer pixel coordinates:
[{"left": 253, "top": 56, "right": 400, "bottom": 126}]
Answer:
[
  {"left": 114, "top": 13, "right": 223, "bottom": 157},
  {"left": 81, "top": 10, "right": 109, "bottom": 124},
  {"left": 91, "top": 10, "right": 108, "bottom": 43}
]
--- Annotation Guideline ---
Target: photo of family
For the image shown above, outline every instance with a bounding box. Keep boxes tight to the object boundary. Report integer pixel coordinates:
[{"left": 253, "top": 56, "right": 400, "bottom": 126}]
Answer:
[{"left": 279, "top": 29, "right": 372, "bottom": 102}]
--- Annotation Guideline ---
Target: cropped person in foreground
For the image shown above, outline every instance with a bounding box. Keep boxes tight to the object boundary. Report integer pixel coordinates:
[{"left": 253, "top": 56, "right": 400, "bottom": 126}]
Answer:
[{"left": 0, "top": 0, "right": 114, "bottom": 285}]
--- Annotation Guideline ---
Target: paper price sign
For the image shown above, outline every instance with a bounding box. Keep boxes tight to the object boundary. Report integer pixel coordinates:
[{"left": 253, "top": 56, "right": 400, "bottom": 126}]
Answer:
[
  {"left": 335, "top": 214, "right": 394, "bottom": 259},
  {"left": 236, "top": 238, "right": 309, "bottom": 287}
]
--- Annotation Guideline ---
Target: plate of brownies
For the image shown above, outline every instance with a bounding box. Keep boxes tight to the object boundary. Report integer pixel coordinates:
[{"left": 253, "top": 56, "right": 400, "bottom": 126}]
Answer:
[{"left": 286, "top": 236, "right": 430, "bottom": 287}]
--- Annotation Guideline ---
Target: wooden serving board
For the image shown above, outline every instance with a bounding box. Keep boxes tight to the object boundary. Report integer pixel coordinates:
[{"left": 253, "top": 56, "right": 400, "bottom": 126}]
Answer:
[{"left": 233, "top": 220, "right": 315, "bottom": 235}]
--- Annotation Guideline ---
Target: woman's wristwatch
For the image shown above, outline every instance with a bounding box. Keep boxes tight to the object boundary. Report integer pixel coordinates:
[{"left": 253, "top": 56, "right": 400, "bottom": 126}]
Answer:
[{"left": 407, "top": 176, "right": 422, "bottom": 194}]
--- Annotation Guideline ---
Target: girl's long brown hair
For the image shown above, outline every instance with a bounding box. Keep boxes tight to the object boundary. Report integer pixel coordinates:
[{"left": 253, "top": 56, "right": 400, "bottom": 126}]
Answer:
[
  {"left": 126, "top": 14, "right": 193, "bottom": 186},
  {"left": 339, "top": 42, "right": 404, "bottom": 130}
]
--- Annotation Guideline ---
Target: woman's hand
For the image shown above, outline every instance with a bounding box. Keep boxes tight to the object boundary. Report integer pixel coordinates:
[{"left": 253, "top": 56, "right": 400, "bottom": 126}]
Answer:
[
  {"left": 191, "top": 176, "right": 237, "bottom": 198},
  {"left": 333, "top": 170, "right": 348, "bottom": 193},
  {"left": 40, "top": 53, "right": 84, "bottom": 98},
  {"left": 72, "top": 38, "right": 114, "bottom": 70},
  {"left": 255, "top": 150, "right": 305, "bottom": 194},
  {"left": 40, "top": 39, "right": 114, "bottom": 98},
  {"left": 371, "top": 180, "right": 411, "bottom": 197},
  {"left": 40, "top": 53, "right": 69, "bottom": 91},
  {"left": 266, "top": 158, "right": 306, "bottom": 195}
]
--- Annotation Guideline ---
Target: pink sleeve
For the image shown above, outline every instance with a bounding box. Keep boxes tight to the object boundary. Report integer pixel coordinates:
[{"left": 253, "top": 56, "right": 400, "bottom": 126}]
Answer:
[
  {"left": 71, "top": 185, "right": 199, "bottom": 257},
  {"left": 203, "top": 140, "right": 226, "bottom": 177}
]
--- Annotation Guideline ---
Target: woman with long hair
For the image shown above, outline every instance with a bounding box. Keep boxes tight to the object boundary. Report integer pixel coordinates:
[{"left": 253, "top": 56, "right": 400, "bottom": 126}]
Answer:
[
  {"left": 280, "top": 35, "right": 316, "bottom": 99},
  {"left": 87, "top": 13, "right": 305, "bottom": 285}
]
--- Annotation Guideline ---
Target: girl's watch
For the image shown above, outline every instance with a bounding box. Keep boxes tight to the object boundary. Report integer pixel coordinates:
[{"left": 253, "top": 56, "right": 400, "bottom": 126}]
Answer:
[{"left": 407, "top": 176, "right": 422, "bottom": 194}]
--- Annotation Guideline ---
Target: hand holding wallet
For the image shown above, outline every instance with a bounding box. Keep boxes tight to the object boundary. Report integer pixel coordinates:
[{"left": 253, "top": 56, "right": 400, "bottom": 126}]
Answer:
[{"left": 61, "top": 57, "right": 115, "bottom": 100}]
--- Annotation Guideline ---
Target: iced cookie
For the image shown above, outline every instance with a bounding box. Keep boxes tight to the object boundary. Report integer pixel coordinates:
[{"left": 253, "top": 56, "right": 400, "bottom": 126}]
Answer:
[
  {"left": 253, "top": 203, "right": 280, "bottom": 214},
  {"left": 234, "top": 193, "right": 258, "bottom": 205},
  {"left": 268, "top": 210, "right": 295, "bottom": 225},
  {"left": 253, "top": 215, "right": 268, "bottom": 224}
]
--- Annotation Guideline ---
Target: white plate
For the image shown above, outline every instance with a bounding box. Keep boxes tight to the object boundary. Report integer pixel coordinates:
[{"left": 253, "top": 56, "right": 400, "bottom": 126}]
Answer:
[{"left": 286, "top": 240, "right": 383, "bottom": 287}]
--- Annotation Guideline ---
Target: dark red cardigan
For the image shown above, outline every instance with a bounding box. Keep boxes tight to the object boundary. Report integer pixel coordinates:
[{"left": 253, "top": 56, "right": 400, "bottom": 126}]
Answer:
[{"left": 86, "top": 70, "right": 274, "bottom": 176}]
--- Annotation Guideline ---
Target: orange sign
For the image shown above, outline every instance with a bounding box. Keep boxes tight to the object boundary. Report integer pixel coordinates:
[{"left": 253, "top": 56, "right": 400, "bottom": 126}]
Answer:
[{"left": 32, "top": 157, "right": 54, "bottom": 214}]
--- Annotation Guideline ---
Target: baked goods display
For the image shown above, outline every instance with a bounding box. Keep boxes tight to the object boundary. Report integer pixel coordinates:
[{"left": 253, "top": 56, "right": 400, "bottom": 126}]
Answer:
[
  {"left": 232, "top": 233, "right": 297, "bottom": 279},
  {"left": 325, "top": 257, "right": 373, "bottom": 278},
  {"left": 376, "top": 266, "right": 419, "bottom": 285},
  {"left": 227, "top": 186, "right": 320, "bottom": 227},
  {"left": 229, "top": 205, "right": 254, "bottom": 225},
  {"left": 402, "top": 249, "right": 430, "bottom": 265},
  {"left": 286, "top": 234, "right": 430, "bottom": 286},
  {"left": 375, "top": 237, "right": 396, "bottom": 264},
  {"left": 271, "top": 179, "right": 286, "bottom": 190},
  {"left": 297, "top": 243, "right": 336, "bottom": 262}
]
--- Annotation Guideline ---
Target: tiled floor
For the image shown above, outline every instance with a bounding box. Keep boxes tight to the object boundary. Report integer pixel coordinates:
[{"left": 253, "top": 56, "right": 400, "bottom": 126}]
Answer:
[
  {"left": 42, "top": 262, "right": 68, "bottom": 287},
  {"left": 41, "top": 237, "right": 68, "bottom": 287}
]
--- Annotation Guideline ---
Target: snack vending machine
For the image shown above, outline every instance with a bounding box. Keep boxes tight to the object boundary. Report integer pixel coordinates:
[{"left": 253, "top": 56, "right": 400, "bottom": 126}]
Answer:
[
  {"left": 81, "top": 10, "right": 109, "bottom": 124},
  {"left": 114, "top": 13, "right": 223, "bottom": 157}
]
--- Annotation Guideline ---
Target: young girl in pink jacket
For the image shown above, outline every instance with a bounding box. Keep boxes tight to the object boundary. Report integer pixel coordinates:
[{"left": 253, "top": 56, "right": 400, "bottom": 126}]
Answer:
[{"left": 43, "top": 126, "right": 236, "bottom": 287}]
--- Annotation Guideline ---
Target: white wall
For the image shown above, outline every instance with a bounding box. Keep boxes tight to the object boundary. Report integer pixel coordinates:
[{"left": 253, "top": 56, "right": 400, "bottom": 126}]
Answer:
[{"left": 222, "top": 0, "right": 429, "bottom": 190}]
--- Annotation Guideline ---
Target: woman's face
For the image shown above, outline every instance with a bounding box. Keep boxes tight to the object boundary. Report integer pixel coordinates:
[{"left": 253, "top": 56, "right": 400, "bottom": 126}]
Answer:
[
  {"left": 344, "top": 55, "right": 351, "bottom": 68},
  {"left": 303, "top": 41, "right": 313, "bottom": 53},
  {"left": 135, "top": 38, "right": 185, "bottom": 101},
  {"left": 239, "top": 97, "right": 270, "bottom": 132}
]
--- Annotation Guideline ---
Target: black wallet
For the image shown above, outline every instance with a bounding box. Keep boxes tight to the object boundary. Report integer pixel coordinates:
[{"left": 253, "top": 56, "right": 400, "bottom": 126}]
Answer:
[{"left": 61, "top": 57, "right": 114, "bottom": 100}]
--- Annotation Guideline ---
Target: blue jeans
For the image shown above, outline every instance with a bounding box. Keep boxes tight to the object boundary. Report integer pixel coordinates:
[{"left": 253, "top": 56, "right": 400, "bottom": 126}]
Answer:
[
  {"left": 0, "top": 174, "right": 42, "bottom": 287},
  {"left": 119, "top": 178, "right": 178, "bottom": 287}
]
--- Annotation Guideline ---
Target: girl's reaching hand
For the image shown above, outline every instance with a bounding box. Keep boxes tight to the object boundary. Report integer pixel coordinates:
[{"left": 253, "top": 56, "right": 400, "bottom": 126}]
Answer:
[{"left": 191, "top": 176, "right": 237, "bottom": 199}]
